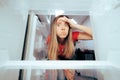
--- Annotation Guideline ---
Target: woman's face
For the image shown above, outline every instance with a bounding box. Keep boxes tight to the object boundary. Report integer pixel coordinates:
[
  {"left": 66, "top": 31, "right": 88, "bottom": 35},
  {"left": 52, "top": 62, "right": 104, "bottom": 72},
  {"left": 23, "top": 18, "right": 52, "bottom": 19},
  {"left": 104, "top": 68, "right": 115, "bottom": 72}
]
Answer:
[{"left": 56, "top": 17, "right": 69, "bottom": 39}]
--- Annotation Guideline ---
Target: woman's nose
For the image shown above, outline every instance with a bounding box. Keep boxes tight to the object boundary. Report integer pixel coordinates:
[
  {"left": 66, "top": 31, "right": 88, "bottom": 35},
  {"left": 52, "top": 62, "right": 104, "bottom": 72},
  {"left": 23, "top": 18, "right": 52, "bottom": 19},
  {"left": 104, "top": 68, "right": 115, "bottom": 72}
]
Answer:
[{"left": 61, "top": 26, "right": 65, "bottom": 30}]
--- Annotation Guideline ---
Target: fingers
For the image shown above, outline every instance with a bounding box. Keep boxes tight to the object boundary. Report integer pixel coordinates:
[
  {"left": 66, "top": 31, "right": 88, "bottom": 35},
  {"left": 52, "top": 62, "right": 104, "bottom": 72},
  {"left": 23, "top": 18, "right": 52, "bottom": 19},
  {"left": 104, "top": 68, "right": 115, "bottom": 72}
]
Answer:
[
  {"left": 64, "top": 69, "right": 75, "bottom": 80},
  {"left": 57, "top": 17, "right": 69, "bottom": 24}
]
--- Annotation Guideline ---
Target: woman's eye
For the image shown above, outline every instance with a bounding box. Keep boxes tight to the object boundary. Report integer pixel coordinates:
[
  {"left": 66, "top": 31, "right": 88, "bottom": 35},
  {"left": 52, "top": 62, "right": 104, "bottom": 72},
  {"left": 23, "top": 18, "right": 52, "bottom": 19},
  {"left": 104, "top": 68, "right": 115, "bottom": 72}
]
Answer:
[
  {"left": 57, "top": 23, "right": 62, "bottom": 27},
  {"left": 65, "top": 25, "right": 69, "bottom": 28},
  {"left": 57, "top": 24, "right": 60, "bottom": 26}
]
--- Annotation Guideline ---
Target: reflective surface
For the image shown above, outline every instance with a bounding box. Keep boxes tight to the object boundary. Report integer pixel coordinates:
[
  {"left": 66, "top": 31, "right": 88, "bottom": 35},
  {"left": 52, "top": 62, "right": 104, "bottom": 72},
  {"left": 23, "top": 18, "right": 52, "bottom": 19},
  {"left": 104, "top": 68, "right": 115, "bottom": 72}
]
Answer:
[{"left": 1, "top": 68, "right": 120, "bottom": 80}]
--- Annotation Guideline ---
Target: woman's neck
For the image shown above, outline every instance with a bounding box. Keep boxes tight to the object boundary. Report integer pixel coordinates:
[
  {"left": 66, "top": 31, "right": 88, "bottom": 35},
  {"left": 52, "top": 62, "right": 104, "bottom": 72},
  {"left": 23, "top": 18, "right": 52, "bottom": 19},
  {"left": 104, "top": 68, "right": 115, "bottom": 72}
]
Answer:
[{"left": 57, "top": 37, "right": 65, "bottom": 44}]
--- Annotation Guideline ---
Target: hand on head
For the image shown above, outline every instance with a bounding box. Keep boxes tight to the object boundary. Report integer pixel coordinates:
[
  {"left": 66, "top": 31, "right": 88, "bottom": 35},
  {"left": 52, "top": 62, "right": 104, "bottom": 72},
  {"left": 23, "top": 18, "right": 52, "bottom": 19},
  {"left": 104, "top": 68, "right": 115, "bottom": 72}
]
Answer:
[
  {"left": 57, "top": 16, "right": 68, "bottom": 24},
  {"left": 57, "top": 16, "right": 78, "bottom": 29}
]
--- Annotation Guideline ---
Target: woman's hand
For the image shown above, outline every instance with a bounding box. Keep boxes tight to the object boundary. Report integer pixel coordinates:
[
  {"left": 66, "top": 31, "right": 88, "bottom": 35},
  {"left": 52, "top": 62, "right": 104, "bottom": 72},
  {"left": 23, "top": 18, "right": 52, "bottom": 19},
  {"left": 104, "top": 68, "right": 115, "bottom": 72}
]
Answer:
[
  {"left": 64, "top": 69, "right": 75, "bottom": 80},
  {"left": 57, "top": 16, "right": 78, "bottom": 29}
]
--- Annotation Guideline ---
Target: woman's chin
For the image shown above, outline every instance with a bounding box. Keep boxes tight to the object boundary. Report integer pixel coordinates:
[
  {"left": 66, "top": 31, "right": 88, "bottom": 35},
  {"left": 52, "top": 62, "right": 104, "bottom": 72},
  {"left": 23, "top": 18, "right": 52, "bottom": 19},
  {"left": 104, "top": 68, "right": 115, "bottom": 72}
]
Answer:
[{"left": 59, "top": 35, "right": 67, "bottom": 39}]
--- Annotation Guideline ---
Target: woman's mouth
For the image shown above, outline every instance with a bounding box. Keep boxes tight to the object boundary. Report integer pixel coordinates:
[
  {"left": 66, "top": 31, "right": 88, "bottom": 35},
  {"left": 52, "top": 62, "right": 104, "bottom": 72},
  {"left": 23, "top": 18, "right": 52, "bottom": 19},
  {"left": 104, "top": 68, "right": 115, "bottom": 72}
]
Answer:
[{"left": 61, "top": 32, "right": 66, "bottom": 35}]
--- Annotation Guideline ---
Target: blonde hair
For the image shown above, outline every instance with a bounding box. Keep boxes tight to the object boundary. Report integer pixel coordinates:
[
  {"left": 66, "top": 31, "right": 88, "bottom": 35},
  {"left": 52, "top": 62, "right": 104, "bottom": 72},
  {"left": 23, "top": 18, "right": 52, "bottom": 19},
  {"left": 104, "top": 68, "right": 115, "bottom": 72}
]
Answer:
[{"left": 48, "top": 15, "right": 74, "bottom": 60}]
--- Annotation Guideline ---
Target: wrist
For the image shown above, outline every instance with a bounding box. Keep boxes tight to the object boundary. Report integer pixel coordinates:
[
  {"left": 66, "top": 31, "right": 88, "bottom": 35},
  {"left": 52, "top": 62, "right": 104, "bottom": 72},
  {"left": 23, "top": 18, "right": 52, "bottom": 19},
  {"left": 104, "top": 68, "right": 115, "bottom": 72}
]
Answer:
[{"left": 75, "top": 24, "right": 81, "bottom": 29}]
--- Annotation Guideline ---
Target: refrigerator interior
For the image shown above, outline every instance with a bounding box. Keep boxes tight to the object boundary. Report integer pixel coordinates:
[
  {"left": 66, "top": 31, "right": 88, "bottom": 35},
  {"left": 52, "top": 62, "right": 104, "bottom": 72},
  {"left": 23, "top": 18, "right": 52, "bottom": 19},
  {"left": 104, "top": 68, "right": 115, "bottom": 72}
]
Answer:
[{"left": 0, "top": 0, "right": 120, "bottom": 80}]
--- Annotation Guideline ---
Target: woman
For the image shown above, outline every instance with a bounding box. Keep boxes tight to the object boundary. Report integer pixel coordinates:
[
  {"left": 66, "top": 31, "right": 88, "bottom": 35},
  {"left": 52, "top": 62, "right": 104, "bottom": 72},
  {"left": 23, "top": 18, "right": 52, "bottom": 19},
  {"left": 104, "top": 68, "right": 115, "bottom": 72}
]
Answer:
[{"left": 46, "top": 15, "right": 93, "bottom": 80}]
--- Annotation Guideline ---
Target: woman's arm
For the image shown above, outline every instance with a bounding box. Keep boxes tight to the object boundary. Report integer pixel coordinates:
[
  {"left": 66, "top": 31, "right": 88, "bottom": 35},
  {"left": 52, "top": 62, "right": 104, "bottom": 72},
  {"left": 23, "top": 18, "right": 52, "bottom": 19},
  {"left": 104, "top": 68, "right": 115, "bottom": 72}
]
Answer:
[
  {"left": 75, "top": 25, "right": 93, "bottom": 40},
  {"left": 65, "top": 17, "right": 93, "bottom": 40},
  {"left": 75, "top": 24, "right": 92, "bottom": 36},
  {"left": 57, "top": 16, "right": 93, "bottom": 40}
]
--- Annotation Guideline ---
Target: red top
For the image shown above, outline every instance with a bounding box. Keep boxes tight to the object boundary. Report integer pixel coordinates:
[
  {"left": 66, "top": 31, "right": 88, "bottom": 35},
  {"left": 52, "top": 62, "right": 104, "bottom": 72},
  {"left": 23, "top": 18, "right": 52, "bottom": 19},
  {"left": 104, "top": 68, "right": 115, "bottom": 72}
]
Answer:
[{"left": 47, "top": 32, "right": 79, "bottom": 54}]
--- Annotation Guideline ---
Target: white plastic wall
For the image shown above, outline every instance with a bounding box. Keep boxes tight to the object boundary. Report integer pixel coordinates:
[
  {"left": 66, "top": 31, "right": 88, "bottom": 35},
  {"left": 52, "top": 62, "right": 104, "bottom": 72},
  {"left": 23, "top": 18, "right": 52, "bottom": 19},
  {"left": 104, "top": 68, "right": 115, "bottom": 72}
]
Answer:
[
  {"left": 90, "top": 0, "right": 120, "bottom": 64},
  {"left": 0, "top": 1, "right": 28, "bottom": 80},
  {"left": 90, "top": 0, "right": 120, "bottom": 79}
]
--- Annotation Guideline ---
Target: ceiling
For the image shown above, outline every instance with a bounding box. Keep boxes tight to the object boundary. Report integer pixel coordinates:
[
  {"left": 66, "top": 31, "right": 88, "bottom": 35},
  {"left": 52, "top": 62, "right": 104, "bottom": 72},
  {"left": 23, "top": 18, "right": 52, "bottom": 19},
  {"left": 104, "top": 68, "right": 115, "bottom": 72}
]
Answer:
[{"left": 37, "top": 14, "right": 89, "bottom": 24}]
